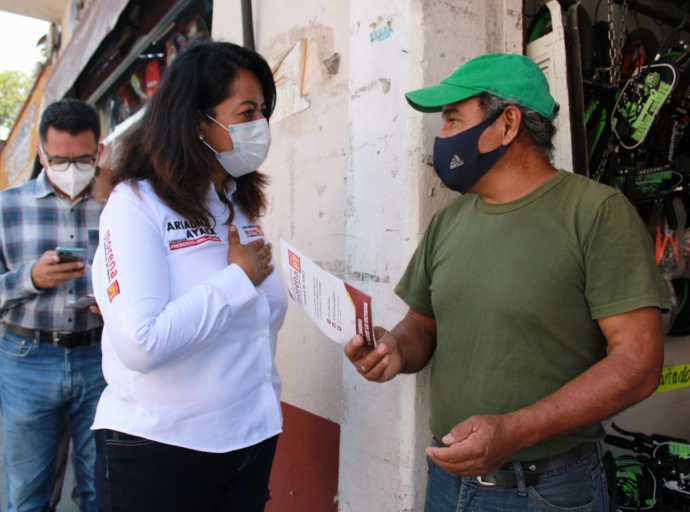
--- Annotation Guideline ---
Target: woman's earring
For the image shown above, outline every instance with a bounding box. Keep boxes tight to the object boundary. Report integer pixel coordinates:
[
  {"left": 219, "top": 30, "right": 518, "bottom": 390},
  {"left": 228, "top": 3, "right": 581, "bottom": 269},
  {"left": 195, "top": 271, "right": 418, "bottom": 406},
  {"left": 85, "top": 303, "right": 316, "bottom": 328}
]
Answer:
[{"left": 199, "top": 134, "right": 204, "bottom": 141}]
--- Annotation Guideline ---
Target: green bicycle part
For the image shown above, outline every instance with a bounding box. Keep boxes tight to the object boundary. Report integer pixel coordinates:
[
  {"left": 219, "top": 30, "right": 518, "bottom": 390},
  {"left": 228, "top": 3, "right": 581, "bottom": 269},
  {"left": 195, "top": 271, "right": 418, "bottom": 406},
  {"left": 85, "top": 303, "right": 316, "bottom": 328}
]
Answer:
[{"left": 668, "top": 442, "right": 690, "bottom": 459}]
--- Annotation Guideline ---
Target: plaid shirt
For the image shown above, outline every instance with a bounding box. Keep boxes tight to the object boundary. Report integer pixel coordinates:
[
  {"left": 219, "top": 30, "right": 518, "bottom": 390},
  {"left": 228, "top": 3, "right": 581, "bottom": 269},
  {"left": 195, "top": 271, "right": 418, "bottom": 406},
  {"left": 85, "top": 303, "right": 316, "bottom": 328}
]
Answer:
[{"left": 0, "top": 170, "right": 103, "bottom": 332}]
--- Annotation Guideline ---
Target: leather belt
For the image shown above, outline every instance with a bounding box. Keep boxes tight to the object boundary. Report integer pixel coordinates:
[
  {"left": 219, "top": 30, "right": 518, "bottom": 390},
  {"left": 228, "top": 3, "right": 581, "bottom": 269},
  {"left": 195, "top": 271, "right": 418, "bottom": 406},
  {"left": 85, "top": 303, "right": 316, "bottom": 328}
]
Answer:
[
  {"left": 432, "top": 437, "right": 597, "bottom": 487},
  {"left": 7, "top": 325, "right": 102, "bottom": 348},
  {"left": 478, "top": 442, "right": 598, "bottom": 488}
]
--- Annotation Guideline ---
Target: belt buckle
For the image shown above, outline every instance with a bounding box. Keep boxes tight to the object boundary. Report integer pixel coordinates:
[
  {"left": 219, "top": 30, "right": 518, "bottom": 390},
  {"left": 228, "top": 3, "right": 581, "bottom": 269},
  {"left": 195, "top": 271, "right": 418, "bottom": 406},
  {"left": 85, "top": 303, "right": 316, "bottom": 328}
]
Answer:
[
  {"left": 477, "top": 476, "right": 497, "bottom": 487},
  {"left": 53, "top": 332, "right": 73, "bottom": 347}
]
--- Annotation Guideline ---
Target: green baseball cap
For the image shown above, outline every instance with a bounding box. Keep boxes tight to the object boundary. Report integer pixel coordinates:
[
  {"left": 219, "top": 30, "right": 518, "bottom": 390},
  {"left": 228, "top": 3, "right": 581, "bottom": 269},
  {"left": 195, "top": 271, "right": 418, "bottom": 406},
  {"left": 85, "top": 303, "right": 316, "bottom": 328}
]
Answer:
[{"left": 405, "top": 53, "right": 557, "bottom": 121}]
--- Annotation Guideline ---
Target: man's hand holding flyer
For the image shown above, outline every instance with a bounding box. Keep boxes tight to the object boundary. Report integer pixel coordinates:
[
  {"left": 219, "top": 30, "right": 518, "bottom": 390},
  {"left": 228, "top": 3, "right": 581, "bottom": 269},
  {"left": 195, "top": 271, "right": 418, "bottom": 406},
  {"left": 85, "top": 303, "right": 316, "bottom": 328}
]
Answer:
[{"left": 280, "top": 239, "right": 376, "bottom": 349}]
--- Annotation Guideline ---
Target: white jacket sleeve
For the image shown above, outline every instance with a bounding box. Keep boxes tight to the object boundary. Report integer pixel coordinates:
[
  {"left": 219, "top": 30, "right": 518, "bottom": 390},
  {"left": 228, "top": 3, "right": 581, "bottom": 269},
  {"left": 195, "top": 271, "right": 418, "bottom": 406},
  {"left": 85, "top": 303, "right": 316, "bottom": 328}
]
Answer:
[{"left": 94, "top": 189, "right": 259, "bottom": 373}]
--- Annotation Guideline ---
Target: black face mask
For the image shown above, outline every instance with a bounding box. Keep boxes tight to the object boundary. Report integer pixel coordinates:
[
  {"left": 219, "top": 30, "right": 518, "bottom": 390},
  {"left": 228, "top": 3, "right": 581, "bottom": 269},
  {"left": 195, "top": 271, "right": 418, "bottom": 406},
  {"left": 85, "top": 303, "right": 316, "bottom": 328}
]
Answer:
[{"left": 432, "top": 115, "right": 509, "bottom": 194}]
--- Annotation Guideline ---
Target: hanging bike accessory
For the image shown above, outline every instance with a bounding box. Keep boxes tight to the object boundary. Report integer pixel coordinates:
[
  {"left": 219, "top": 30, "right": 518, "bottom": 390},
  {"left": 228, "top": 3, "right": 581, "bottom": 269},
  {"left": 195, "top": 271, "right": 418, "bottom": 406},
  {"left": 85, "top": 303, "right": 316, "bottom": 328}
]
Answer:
[
  {"left": 583, "top": 1, "right": 690, "bottom": 337},
  {"left": 604, "top": 423, "right": 690, "bottom": 511},
  {"left": 656, "top": 213, "right": 682, "bottom": 275},
  {"left": 612, "top": 63, "right": 678, "bottom": 150},
  {"left": 595, "top": 53, "right": 689, "bottom": 206},
  {"left": 621, "top": 28, "right": 660, "bottom": 79},
  {"left": 611, "top": 458, "right": 659, "bottom": 511}
]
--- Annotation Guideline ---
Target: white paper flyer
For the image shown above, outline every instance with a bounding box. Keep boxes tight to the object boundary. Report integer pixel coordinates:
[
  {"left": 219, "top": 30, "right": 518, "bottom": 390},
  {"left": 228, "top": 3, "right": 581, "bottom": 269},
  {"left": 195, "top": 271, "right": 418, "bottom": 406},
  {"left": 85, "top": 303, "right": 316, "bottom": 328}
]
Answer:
[{"left": 280, "top": 239, "right": 376, "bottom": 349}]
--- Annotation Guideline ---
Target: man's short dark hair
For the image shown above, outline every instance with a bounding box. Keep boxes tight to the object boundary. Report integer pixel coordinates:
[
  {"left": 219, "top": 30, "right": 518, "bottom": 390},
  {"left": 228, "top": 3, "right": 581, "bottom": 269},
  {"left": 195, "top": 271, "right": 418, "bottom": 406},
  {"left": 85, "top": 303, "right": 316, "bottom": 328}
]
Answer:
[{"left": 39, "top": 99, "right": 100, "bottom": 143}]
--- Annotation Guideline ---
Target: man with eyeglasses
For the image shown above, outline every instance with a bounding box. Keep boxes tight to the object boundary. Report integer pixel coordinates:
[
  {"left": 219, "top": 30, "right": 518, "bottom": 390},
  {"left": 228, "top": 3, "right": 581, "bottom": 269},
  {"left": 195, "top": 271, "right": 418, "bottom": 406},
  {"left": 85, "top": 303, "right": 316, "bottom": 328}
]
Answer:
[{"left": 0, "top": 99, "right": 106, "bottom": 512}]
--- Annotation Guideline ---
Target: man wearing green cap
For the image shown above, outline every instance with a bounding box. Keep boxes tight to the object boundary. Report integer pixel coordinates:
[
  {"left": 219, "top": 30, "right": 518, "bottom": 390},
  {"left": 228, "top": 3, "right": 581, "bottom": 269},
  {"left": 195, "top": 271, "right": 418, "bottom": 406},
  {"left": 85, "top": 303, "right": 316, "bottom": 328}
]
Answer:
[{"left": 345, "top": 53, "right": 667, "bottom": 511}]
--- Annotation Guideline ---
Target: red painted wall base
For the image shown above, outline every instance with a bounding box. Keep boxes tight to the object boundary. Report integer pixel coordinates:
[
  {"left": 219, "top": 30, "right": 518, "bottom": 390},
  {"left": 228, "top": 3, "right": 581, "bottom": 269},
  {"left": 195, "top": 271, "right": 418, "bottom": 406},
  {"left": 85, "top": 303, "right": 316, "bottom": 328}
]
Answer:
[{"left": 266, "top": 402, "right": 340, "bottom": 512}]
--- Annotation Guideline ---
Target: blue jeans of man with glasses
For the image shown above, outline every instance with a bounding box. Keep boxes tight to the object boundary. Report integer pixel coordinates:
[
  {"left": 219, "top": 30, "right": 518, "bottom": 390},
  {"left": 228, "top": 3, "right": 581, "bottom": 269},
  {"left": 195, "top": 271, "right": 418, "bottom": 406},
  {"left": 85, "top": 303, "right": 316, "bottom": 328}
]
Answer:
[
  {"left": 0, "top": 329, "right": 106, "bottom": 512},
  {"left": 425, "top": 442, "right": 610, "bottom": 512}
]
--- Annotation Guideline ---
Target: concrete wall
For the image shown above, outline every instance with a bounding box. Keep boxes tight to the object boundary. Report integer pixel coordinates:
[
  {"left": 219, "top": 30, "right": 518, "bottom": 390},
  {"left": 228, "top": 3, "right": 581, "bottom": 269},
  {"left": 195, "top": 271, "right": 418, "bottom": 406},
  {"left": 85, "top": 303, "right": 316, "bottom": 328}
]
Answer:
[
  {"left": 214, "top": 0, "right": 521, "bottom": 509},
  {"left": 258, "top": 0, "right": 353, "bottom": 427}
]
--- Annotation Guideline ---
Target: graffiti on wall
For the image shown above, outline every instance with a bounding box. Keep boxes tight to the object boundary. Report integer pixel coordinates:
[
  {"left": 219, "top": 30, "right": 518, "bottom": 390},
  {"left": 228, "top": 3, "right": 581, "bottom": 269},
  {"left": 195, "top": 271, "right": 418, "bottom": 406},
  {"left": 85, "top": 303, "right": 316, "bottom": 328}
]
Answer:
[{"left": 369, "top": 23, "right": 392, "bottom": 43}]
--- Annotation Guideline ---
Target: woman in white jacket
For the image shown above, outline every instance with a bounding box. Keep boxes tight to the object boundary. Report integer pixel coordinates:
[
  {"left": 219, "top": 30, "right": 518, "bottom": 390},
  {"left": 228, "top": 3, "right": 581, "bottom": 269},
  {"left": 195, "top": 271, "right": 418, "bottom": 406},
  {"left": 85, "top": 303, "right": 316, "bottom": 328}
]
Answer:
[{"left": 91, "top": 40, "right": 287, "bottom": 511}]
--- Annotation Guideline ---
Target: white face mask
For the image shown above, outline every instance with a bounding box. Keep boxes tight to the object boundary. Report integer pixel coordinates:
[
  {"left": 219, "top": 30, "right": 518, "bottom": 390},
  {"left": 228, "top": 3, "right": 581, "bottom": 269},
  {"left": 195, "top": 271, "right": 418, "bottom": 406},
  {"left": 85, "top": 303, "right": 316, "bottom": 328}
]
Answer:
[
  {"left": 40, "top": 147, "right": 97, "bottom": 199},
  {"left": 202, "top": 115, "right": 271, "bottom": 178}
]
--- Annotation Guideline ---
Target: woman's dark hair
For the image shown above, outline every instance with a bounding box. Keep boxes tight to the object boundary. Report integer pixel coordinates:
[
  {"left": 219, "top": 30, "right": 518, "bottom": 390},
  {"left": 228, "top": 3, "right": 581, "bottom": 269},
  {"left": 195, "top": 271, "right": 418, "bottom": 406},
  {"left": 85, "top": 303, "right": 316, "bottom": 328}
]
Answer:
[{"left": 111, "top": 39, "right": 276, "bottom": 225}]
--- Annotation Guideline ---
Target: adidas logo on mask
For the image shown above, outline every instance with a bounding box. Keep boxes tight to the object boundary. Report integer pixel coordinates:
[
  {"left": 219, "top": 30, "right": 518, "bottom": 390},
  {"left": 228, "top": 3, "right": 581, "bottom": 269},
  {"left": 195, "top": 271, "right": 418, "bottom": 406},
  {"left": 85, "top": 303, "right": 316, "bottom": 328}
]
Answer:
[{"left": 450, "top": 155, "right": 464, "bottom": 169}]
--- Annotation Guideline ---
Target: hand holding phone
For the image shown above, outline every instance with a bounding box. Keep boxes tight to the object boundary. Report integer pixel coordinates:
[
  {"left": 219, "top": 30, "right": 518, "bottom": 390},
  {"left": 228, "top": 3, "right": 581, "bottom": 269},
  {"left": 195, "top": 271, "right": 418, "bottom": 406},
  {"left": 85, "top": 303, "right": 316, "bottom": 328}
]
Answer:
[
  {"left": 31, "top": 250, "right": 87, "bottom": 290},
  {"left": 56, "top": 247, "right": 86, "bottom": 263}
]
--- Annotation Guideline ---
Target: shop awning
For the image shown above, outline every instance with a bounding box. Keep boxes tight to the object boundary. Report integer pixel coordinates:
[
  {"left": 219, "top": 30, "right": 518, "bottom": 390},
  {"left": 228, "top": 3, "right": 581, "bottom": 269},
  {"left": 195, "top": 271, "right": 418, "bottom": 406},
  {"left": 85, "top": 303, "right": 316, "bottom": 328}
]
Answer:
[
  {"left": 0, "top": 0, "right": 70, "bottom": 23},
  {"left": 43, "top": 0, "right": 130, "bottom": 104}
]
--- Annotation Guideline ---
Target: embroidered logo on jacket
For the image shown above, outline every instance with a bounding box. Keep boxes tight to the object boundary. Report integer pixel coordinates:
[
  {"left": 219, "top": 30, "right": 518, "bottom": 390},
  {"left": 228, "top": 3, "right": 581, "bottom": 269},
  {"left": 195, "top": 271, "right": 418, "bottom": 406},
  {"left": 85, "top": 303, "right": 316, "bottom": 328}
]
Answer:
[{"left": 166, "top": 220, "right": 221, "bottom": 251}]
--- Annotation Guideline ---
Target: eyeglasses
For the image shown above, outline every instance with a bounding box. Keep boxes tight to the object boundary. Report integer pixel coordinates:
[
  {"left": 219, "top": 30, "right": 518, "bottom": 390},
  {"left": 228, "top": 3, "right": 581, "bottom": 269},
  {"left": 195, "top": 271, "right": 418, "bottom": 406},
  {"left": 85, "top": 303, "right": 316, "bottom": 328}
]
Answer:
[{"left": 40, "top": 146, "right": 98, "bottom": 172}]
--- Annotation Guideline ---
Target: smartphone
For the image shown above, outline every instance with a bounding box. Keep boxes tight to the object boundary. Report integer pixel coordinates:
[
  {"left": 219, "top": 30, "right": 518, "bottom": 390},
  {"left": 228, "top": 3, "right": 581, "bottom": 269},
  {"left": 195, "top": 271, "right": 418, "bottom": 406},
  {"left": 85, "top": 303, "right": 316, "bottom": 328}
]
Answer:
[
  {"left": 66, "top": 295, "right": 97, "bottom": 309},
  {"left": 56, "top": 246, "right": 86, "bottom": 263}
]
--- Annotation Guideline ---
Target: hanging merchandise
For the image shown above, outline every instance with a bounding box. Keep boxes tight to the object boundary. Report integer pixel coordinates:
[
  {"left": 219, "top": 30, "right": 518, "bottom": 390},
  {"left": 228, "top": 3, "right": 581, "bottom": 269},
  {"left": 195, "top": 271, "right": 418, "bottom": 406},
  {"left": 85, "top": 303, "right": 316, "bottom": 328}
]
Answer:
[
  {"left": 588, "top": 47, "right": 690, "bottom": 213},
  {"left": 84, "top": 1, "right": 214, "bottom": 139},
  {"left": 186, "top": 15, "right": 209, "bottom": 43},
  {"left": 130, "top": 69, "right": 148, "bottom": 103},
  {"left": 145, "top": 60, "right": 162, "bottom": 100},
  {"left": 604, "top": 423, "right": 690, "bottom": 510},
  {"left": 612, "top": 64, "right": 678, "bottom": 151},
  {"left": 115, "top": 85, "right": 138, "bottom": 124},
  {"left": 650, "top": 199, "right": 686, "bottom": 280},
  {"left": 98, "top": 101, "right": 113, "bottom": 141},
  {"left": 620, "top": 28, "right": 660, "bottom": 79},
  {"left": 604, "top": 455, "right": 659, "bottom": 511},
  {"left": 166, "top": 32, "right": 188, "bottom": 66},
  {"left": 652, "top": 197, "right": 685, "bottom": 334}
]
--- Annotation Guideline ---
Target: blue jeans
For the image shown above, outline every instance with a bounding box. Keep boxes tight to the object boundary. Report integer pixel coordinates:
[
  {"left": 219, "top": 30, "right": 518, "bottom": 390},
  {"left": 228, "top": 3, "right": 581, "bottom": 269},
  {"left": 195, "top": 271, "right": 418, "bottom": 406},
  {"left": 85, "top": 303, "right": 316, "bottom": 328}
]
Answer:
[
  {"left": 0, "top": 329, "right": 106, "bottom": 512},
  {"left": 425, "top": 448, "right": 609, "bottom": 512}
]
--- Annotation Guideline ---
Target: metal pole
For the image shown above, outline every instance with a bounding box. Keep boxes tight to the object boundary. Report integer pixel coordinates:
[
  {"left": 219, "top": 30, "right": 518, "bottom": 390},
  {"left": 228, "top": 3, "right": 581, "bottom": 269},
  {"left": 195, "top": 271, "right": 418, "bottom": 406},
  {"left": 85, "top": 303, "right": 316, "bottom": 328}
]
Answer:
[{"left": 241, "top": 0, "right": 255, "bottom": 50}]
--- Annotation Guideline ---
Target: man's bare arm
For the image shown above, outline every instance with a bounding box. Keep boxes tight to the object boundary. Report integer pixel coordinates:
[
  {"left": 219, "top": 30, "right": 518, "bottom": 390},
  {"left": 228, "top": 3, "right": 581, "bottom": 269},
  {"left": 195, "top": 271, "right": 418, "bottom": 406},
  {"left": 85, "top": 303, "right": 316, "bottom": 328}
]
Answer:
[
  {"left": 427, "top": 306, "right": 664, "bottom": 476},
  {"left": 505, "top": 305, "right": 663, "bottom": 450},
  {"left": 344, "top": 308, "right": 437, "bottom": 382}
]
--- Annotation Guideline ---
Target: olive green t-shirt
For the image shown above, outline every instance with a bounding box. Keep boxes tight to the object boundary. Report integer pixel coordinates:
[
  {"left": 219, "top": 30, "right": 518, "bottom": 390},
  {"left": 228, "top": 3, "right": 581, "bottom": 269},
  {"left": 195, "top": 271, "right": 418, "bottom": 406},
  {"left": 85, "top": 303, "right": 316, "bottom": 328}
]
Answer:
[{"left": 395, "top": 170, "right": 668, "bottom": 461}]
